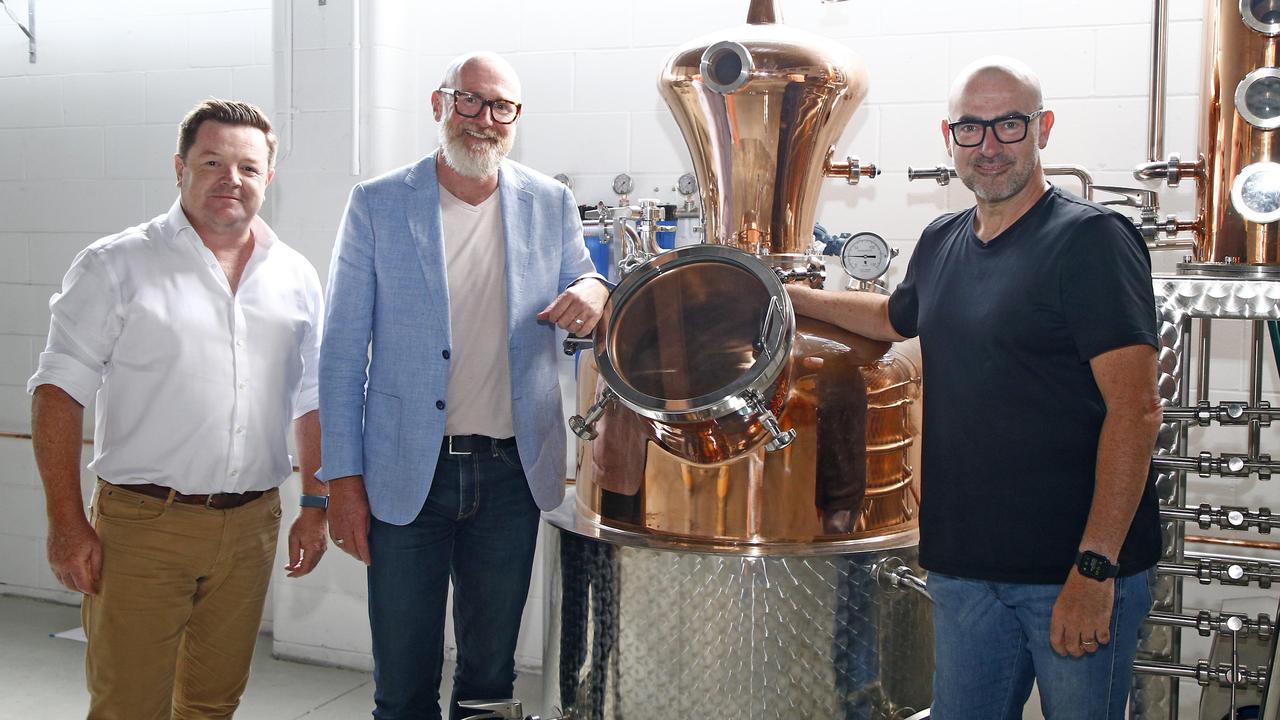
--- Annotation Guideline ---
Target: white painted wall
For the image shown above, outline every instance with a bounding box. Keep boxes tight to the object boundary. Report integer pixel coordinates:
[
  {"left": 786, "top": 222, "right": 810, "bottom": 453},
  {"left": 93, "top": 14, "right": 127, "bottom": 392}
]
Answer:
[
  {"left": 1, "top": 0, "right": 1276, "bottom": 715},
  {"left": 0, "top": 0, "right": 274, "bottom": 605}
]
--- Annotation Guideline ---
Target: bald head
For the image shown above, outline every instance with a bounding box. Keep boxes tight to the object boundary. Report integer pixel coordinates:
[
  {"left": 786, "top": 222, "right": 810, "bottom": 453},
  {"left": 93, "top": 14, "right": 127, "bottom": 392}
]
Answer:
[
  {"left": 948, "top": 56, "right": 1043, "bottom": 118},
  {"left": 439, "top": 51, "right": 522, "bottom": 100}
]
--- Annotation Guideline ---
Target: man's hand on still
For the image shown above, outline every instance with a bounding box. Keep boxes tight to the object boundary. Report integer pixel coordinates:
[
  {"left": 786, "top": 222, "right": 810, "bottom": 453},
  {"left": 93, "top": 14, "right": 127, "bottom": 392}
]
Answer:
[{"left": 537, "top": 279, "right": 608, "bottom": 335}]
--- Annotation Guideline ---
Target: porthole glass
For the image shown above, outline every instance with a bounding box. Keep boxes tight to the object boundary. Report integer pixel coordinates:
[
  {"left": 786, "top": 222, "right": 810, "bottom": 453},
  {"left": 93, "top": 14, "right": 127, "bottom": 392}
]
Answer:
[
  {"left": 1241, "top": 0, "right": 1280, "bottom": 35},
  {"left": 700, "top": 41, "right": 753, "bottom": 94},
  {"left": 1235, "top": 69, "right": 1280, "bottom": 129},
  {"left": 1231, "top": 162, "right": 1280, "bottom": 223}
]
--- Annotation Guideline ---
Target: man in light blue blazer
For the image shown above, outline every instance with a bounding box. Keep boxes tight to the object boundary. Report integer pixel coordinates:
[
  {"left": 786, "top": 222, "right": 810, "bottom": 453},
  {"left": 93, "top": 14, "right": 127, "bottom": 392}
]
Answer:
[{"left": 317, "top": 52, "right": 608, "bottom": 720}]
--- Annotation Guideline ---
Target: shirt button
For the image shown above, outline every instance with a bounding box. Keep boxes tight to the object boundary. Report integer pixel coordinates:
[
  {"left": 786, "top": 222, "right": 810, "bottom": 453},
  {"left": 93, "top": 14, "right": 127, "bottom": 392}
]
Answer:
[
  {"left": 230, "top": 469, "right": 240, "bottom": 476},
  {"left": 238, "top": 382, "right": 247, "bottom": 390},
  {"left": 442, "top": 349, "right": 450, "bottom": 359},
  {"left": 435, "top": 400, "right": 446, "bottom": 410},
  {"left": 235, "top": 426, "right": 245, "bottom": 434},
  {"left": 235, "top": 339, "right": 244, "bottom": 347}
]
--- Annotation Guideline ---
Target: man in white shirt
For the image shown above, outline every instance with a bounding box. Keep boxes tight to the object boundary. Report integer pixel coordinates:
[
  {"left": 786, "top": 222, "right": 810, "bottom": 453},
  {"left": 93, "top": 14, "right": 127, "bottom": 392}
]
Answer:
[
  {"left": 28, "top": 99, "right": 328, "bottom": 720},
  {"left": 319, "top": 52, "right": 607, "bottom": 719}
]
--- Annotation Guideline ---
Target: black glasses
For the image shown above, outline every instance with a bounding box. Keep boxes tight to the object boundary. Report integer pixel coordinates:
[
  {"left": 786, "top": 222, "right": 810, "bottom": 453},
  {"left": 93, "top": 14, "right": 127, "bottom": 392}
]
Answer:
[
  {"left": 439, "top": 88, "right": 522, "bottom": 124},
  {"left": 948, "top": 111, "right": 1043, "bottom": 147}
]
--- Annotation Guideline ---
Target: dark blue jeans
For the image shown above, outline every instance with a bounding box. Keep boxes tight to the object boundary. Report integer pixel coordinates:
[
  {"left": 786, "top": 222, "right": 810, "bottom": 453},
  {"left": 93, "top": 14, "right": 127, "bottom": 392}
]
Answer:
[{"left": 367, "top": 443, "right": 541, "bottom": 720}]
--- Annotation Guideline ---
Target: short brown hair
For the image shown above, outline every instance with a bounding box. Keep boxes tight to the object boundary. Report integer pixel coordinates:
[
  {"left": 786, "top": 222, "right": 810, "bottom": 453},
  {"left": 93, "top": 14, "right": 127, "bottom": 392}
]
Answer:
[{"left": 177, "top": 99, "right": 278, "bottom": 167}]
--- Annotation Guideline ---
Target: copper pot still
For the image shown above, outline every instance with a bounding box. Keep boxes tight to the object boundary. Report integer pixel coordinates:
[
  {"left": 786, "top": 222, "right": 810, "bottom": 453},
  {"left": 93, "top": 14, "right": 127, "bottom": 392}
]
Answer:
[
  {"left": 573, "top": 0, "right": 922, "bottom": 546},
  {"left": 1194, "top": 0, "right": 1280, "bottom": 267}
]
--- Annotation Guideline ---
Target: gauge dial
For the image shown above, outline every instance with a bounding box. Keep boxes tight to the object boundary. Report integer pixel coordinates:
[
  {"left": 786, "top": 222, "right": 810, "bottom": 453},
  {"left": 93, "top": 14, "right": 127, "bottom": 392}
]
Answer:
[
  {"left": 677, "top": 172, "right": 697, "bottom": 196},
  {"left": 840, "top": 232, "right": 893, "bottom": 281},
  {"left": 612, "top": 173, "right": 634, "bottom": 196}
]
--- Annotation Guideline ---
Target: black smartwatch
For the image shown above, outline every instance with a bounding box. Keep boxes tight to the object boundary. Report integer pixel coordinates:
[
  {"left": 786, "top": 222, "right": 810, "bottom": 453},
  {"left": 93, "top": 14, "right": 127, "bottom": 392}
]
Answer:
[
  {"left": 300, "top": 494, "right": 329, "bottom": 510},
  {"left": 1076, "top": 550, "right": 1119, "bottom": 581}
]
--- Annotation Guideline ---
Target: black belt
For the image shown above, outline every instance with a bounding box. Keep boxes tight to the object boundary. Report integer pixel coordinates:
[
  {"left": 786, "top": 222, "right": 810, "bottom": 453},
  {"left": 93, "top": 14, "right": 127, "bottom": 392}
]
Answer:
[{"left": 442, "top": 435, "right": 517, "bottom": 455}]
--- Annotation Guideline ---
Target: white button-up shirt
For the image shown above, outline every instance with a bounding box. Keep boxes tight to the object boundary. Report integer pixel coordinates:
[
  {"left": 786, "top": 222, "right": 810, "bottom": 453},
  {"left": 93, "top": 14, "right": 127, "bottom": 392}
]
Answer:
[{"left": 28, "top": 200, "right": 323, "bottom": 494}]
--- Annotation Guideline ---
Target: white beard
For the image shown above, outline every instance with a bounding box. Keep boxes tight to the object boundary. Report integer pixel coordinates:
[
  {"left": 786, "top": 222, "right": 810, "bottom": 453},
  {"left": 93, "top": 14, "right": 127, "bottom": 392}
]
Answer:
[{"left": 439, "top": 123, "right": 514, "bottom": 179}]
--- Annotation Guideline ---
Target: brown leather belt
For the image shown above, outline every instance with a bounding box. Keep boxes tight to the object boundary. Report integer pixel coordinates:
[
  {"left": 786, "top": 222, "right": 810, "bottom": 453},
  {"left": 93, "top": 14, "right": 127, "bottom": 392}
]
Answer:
[{"left": 109, "top": 481, "right": 265, "bottom": 510}]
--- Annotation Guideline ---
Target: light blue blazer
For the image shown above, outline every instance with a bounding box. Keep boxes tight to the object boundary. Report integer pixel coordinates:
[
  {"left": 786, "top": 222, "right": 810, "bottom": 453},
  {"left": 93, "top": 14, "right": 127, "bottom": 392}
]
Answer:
[{"left": 317, "top": 151, "right": 597, "bottom": 524}]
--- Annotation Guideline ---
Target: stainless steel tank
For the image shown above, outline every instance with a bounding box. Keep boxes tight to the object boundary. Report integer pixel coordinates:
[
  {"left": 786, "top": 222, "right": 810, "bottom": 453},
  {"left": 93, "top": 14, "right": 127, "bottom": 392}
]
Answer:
[{"left": 544, "top": 1, "right": 933, "bottom": 718}]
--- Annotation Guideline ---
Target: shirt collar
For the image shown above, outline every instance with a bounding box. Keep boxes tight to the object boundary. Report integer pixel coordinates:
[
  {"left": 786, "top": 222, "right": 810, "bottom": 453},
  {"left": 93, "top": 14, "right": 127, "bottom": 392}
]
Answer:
[{"left": 164, "top": 197, "right": 278, "bottom": 251}]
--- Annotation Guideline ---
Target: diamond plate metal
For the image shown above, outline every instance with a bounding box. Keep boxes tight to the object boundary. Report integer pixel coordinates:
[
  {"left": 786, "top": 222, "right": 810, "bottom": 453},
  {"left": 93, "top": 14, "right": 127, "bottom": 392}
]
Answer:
[
  {"left": 1154, "top": 274, "right": 1280, "bottom": 321},
  {"left": 545, "top": 527, "right": 933, "bottom": 720}
]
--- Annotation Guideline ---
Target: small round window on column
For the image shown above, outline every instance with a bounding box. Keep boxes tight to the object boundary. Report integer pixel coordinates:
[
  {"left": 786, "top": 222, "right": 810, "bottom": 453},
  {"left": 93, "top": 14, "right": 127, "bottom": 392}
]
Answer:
[
  {"left": 1241, "top": 0, "right": 1280, "bottom": 35},
  {"left": 1236, "top": 68, "right": 1280, "bottom": 129},
  {"left": 1231, "top": 161, "right": 1280, "bottom": 223}
]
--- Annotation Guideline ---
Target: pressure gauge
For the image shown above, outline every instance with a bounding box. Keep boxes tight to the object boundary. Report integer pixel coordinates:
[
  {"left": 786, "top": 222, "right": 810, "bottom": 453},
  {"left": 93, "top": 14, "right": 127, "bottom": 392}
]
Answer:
[
  {"left": 612, "top": 173, "right": 634, "bottom": 196},
  {"left": 840, "top": 232, "right": 895, "bottom": 281},
  {"left": 677, "top": 172, "right": 697, "bottom": 196}
]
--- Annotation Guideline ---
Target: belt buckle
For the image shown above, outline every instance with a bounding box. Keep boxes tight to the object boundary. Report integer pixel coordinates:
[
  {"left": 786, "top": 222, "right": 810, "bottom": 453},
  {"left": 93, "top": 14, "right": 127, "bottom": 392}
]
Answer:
[
  {"left": 205, "top": 492, "right": 238, "bottom": 509},
  {"left": 447, "top": 436, "right": 468, "bottom": 456}
]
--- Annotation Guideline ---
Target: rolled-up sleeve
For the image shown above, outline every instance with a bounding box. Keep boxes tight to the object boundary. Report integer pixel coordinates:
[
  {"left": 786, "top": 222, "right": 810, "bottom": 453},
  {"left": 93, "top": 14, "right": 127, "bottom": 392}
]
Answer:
[
  {"left": 27, "top": 247, "right": 122, "bottom": 406},
  {"left": 293, "top": 263, "right": 325, "bottom": 419}
]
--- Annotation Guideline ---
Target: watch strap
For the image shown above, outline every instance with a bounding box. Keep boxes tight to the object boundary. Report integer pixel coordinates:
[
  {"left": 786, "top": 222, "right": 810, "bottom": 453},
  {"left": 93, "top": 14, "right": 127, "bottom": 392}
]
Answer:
[{"left": 300, "top": 494, "right": 329, "bottom": 510}]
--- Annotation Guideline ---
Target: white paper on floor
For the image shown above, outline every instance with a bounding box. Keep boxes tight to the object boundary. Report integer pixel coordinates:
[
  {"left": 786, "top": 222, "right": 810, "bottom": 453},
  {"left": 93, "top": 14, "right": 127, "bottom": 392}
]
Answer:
[{"left": 52, "top": 626, "right": 86, "bottom": 643}]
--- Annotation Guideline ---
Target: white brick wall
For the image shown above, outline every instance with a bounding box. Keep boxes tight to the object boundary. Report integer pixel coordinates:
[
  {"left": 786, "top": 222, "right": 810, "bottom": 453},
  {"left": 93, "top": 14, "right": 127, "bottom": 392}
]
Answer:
[
  {"left": 0, "top": 0, "right": 275, "bottom": 604},
  {"left": 1, "top": 1, "right": 1276, "bottom": 714}
]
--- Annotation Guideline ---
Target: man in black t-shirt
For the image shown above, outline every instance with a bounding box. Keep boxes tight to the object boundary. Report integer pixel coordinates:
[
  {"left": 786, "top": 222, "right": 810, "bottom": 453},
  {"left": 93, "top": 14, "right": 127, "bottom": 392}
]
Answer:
[{"left": 789, "top": 56, "right": 1161, "bottom": 719}]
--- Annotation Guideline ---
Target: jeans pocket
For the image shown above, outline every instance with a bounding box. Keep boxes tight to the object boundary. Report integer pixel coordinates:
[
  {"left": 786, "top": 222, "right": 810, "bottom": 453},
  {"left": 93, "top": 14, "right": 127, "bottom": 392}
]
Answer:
[
  {"left": 96, "top": 487, "right": 170, "bottom": 523},
  {"left": 495, "top": 443, "right": 523, "bottom": 470}
]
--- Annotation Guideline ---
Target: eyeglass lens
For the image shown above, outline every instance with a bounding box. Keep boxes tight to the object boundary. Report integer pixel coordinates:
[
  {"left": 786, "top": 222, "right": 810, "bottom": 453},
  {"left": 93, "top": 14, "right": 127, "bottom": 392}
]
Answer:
[
  {"left": 951, "top": 116, "right": 1031, "bottom": 147},
  {"left": 450, "top": 90, "right": 519, "bottom": 123}
]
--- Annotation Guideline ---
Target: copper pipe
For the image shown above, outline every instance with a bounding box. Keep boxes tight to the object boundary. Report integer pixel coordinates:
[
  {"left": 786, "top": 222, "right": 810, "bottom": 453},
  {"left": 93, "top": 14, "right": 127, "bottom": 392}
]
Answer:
[
  {"left": 1185, "top": 534, "right": 1280, "bottom": 552},
  {"left": 746, "top": 0, "right": 779, "bottom": 24}
]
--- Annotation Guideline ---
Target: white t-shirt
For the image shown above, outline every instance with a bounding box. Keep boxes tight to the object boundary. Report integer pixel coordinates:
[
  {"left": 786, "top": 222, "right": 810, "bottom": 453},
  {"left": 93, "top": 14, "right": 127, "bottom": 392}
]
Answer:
[{"left": 439, "top": 183, "right": 514, "bottom": 438}]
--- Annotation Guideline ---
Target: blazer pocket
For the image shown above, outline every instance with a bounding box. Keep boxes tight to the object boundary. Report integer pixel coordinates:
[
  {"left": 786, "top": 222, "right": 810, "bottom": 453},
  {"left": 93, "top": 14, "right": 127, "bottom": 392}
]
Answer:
[{"left": 362, "top": 388, "right": 403, "bottom": 462}]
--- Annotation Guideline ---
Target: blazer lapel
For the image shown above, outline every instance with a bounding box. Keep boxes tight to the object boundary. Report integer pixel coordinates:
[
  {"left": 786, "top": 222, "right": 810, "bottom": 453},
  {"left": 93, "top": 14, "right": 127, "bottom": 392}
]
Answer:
[
  {"left": 405, "top": 152, "right": 451, "bottom": 340},
  {"left": 499, "top": 162, "right": 534, "bottom": 341}
]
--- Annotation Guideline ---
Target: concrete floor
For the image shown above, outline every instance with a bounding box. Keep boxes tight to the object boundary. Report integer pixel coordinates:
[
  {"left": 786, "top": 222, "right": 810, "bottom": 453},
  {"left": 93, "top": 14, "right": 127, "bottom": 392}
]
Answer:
[{"left": 0, "top": 594, "right": 544, "bottom": 720}]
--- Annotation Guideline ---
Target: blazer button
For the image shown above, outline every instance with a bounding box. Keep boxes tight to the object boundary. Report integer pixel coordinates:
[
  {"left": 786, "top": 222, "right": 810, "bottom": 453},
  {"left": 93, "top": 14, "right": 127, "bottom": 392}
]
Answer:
[
  {"left": 436, "top": 400, "right": 446, "bottom": 410},
  {"left": 442, "top": 349, "right": 450, "bottom": 359}
]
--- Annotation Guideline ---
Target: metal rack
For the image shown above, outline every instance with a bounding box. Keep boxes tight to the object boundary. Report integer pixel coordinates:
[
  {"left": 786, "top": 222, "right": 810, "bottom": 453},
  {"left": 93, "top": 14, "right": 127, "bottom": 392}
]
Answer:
[{"left": 1136, "top": 275, "right": 1280, "bottom": 719}]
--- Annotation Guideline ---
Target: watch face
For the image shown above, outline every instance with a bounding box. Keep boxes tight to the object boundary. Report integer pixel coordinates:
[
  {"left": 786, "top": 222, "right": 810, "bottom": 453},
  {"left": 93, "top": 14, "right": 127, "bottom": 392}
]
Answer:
[
  {"left": 1077, "top": 551, "right": 1117, "bottom": 580},
  {"left": 840, "top": 232, "right": 892, "bottom": 280}
]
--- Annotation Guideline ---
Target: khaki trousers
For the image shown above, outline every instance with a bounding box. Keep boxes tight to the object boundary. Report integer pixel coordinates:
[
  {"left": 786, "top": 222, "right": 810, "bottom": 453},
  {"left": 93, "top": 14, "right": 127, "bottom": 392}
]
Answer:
[{"left": 83, "top": 481, "right": 282, "bottom": 720}]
